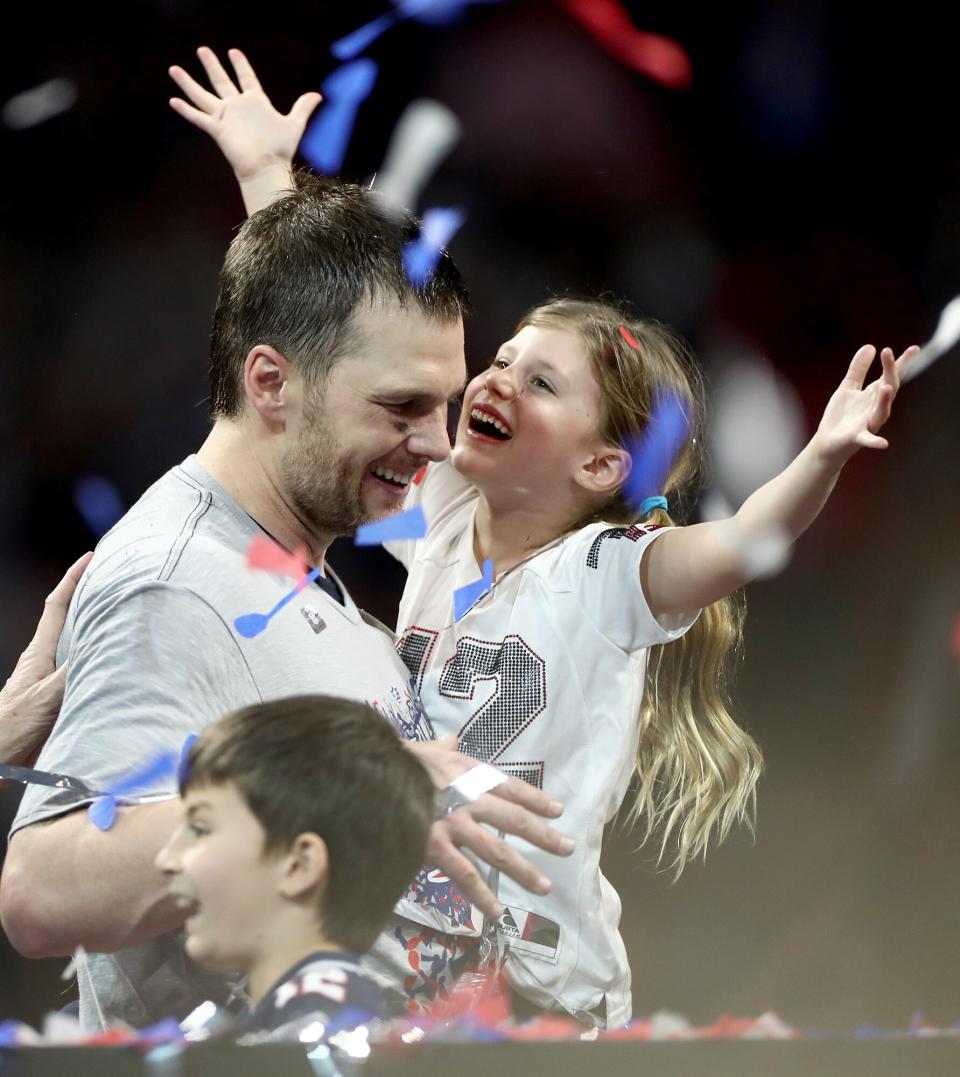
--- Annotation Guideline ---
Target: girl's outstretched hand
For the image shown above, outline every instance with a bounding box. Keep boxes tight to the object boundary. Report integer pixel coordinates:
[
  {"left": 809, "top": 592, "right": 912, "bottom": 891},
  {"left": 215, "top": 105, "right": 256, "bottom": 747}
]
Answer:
[
  {"left": 814, "top": 344, "right": 918, "bottom": 464},
  {"left": 168, "top": 47, "right": 321, "bottom": 183}
]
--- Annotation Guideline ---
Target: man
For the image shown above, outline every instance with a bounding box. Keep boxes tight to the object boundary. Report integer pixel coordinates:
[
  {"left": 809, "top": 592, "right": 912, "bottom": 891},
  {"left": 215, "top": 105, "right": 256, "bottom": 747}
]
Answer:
[{"left": 1, "top": 175, "right": 571, "bottom": 1028}]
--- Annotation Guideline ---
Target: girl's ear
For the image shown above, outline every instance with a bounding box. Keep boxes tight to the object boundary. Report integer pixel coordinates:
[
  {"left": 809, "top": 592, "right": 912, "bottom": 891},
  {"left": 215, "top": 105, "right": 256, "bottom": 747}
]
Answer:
[
  {"left": 278, "top": 833, "right": 329, "bottom": 901},
  {"left": 575, "top": 445, "right": 631, "bottom": 497}
]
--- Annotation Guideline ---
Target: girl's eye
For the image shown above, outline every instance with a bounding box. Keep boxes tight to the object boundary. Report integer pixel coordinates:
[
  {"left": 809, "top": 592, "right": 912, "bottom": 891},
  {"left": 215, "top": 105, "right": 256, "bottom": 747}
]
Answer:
[
  {"left": 188, "top": 824, "right": 208, "bottom": 838},
  {"left": 531, "top": 376, "right": 554, "bottom": 393},
  {"left": 491, "top": 358, "right": 509, "bottom": 369}
]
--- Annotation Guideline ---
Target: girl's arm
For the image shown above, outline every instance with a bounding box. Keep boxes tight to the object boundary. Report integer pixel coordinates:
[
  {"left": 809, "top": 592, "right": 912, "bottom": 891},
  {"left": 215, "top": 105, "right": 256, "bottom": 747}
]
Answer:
[
  {"left": 642, "top": 343, "right": 918, "bottom": 617},
  {"left": 168, "top": 47, "right": 321, "bottom": 216}
]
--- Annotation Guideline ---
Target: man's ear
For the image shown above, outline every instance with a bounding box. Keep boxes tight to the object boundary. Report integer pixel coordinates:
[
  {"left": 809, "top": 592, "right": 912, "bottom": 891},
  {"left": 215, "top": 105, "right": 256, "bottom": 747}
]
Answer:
[
  {"left": 243, "top": 345, "right": 298, "bottom": 428},
  {"left": 279, "top": 833, "right": 329, "bottom": 901},
  {"left": 575, "top": 444, "right": 631, "bottom": 497}
]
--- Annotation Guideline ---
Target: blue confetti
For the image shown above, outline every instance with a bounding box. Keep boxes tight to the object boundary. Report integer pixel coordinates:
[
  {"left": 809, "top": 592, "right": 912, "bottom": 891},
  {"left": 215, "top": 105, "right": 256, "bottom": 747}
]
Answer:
[
  {"left": 72, "top": 475, "right": 125, "bottom": 537},
  {"left": 622, "top": 389, "right": 691, "bottom": 511},
  {"left": 403, "top": 206, "right": 466, "bottom": 286},
  {"left": 333, "top": 1, "right": 504, "bottom": 60},
  {"left": 300, "top": 59, "right": 379, "bottom": 175},
  {"left": 234, "top": 567, "right": 323, "bottom": 639},
  {"left": 354, "top": 505, "right": 428, "bottom": 546},
  {"left": 177, "top": 734, "right": 198, "bottom": 788},
  {"left": 331, "top": 13, "right": 400, "bottom": 60},
  {"left": 135, "top": 1017, "right": 186, "bottom": 1043},
  {"left": 87, "top": 749, "right": 179, "bottom": 832},
  {"left": 0, "top": 1019, "right": 21, "bottom": 1047},
  {"left": 396, "top": 0, "right": 505, "bottom": 29},
  {"left": 453, "top": 558, "right": 494, "bottom": 621}
]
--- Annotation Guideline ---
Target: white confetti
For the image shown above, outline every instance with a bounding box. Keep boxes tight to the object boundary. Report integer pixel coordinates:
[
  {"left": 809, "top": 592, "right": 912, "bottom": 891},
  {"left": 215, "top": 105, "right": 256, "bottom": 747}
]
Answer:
[
  {"left": 902, "top": 295, "right": 960, "bottom": 383},
  {"left": 735, "top": 522, "right": 792, "bottom": 581},
  {"left": 2, "top": 78, "right": 78, "bottom": 130},
  {"left": 60, "top": 945, "right": 85, "bottom": 982},
  {"left": 373, "top": 99, "right": 461, "bottom": 216},
  {"left": 709, "top": 353, "right": 806, "bottom": 509}
]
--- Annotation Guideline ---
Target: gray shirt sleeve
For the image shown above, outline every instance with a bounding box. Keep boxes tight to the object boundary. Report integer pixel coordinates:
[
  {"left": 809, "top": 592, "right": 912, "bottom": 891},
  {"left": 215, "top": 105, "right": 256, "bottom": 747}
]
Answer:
[{"left": 11, "top": 581, "right": 259, "bottom": 834}]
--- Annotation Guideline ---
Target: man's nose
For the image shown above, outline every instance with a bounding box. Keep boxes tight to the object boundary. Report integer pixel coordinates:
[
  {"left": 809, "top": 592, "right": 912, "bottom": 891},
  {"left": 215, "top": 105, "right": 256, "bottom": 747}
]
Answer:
[{"left": 406, "top": 407, "right": 452, "bottom": 462}]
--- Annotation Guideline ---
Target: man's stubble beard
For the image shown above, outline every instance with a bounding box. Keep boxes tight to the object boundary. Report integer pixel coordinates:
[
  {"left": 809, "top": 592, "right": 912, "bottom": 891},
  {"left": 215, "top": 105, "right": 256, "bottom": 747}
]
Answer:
[{"left": 279, "top": 397, "right": 370, "bottom": 538}]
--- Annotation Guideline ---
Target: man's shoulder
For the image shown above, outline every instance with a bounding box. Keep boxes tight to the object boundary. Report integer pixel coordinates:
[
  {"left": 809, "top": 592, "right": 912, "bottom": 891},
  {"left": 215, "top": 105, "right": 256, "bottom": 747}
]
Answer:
[{"left": 79, "top": 462, "right": 250, "bottom": 606}]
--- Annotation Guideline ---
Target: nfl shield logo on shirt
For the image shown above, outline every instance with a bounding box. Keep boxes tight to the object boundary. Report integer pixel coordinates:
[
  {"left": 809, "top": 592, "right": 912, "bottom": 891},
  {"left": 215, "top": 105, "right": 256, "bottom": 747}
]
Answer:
[{"left": 300, "top": 606, "right": 326, "bottom": 634}]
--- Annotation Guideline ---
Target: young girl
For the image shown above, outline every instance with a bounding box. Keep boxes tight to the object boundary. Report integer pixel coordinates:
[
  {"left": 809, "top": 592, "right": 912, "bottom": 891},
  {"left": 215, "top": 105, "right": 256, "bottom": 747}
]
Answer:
[{"left": 169, "top": 48, "right": 915, "bottom": 1026}]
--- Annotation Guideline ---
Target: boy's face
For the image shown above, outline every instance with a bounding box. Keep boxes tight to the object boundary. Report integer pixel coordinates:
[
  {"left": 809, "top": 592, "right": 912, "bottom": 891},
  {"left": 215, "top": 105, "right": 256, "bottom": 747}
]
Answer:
[{"left": 155, "top": 782, "right": 286, "bottom": 972}]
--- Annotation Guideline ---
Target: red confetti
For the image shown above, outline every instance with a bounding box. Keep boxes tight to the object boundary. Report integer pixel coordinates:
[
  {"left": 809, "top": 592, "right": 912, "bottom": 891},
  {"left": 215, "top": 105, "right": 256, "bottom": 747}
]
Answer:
[
  {"left": 563, "top": 0, "right": 693, "bottom": 90},
  {"left": 428, "top": 971, "right": 512, "bottom": 1028},
  {"left": 245, "top": 535, "right": 310, "bottom": 586},
  {"left": 619, "top": 324, "right": 639, "bottom": 348},
  {"left": 413, "top": 465, "right": 428, "bottom": 485}
]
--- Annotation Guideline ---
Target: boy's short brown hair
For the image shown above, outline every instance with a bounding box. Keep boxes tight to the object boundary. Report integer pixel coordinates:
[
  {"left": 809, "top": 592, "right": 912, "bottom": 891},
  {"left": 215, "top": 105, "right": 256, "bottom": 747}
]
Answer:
[{"left": 182, "top": 695, "right": 435, "bottom": 953}]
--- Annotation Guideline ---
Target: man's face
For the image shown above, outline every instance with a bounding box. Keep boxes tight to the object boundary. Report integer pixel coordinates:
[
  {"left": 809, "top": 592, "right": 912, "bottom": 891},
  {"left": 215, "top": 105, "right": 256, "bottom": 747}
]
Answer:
[
  {"left": 155, "top": 782, "right": 284, "bottom": 974},
  {"left": 281, "top": 302, "right": 466, "bottom": 536}
]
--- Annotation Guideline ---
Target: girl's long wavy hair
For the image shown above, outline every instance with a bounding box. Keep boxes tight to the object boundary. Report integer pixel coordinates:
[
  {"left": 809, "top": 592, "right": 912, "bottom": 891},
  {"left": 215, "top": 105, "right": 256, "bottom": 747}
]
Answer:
[{"left": 518, "top": 298, "right": 762, "bottom": 876}]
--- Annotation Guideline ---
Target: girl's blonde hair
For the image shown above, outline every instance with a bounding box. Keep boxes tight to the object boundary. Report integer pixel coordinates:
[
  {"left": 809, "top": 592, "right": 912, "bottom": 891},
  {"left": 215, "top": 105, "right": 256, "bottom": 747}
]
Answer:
[{"left": 518, "top": 297, "right": 762, "bottom": 875}]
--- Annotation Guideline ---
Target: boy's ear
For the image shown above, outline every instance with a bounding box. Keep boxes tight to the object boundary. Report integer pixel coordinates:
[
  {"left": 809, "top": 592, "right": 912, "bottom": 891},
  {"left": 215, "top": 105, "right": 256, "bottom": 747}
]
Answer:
[
  {"left": 279, "top": 833, "right": 329, "bottom": 901},
  {"left": 243, "top": 344, "right": 298, "bottom": 428},
  {"left": 575, "top": 444, "right": 631, "bottom": 497}
]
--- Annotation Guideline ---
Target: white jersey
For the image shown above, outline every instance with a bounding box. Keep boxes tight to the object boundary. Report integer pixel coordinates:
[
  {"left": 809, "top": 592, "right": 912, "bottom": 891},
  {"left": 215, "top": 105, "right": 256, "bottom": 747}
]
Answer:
[{"left": 388, "top": 461, "right": 699, "bottom": 1027}]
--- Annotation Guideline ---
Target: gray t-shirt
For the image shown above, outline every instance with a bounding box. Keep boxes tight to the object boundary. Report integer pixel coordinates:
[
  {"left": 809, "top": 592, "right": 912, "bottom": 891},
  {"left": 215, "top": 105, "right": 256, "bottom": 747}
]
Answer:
[{"left": 11, "top": 456, "right": 432, "bottom": 1030}]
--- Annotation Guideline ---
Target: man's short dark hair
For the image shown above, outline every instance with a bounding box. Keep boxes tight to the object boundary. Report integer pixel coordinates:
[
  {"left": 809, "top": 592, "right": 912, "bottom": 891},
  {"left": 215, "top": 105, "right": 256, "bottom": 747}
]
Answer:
[
  {"left": 182, "top": 695, "right": 435, "bottom": 953},
  {"left": 209, "top": 172, "right": 471, "bottom": 418}
]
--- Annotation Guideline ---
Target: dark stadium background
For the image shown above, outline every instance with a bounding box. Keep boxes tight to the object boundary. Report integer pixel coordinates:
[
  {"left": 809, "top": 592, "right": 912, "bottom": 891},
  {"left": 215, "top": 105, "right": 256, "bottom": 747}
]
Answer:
[{"left": 1, "top": 0, "right": 958, "bottom": 1031}]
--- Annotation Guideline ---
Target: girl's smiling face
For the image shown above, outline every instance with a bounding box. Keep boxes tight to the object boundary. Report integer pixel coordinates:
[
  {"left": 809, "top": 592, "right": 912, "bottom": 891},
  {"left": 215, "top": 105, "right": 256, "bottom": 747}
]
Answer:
[{"left": 452, "top": 324, "right": 626, "bottom": 514}]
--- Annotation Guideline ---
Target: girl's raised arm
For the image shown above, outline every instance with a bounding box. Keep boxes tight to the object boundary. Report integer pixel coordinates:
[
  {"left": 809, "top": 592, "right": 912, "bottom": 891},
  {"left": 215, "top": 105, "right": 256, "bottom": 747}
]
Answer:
[
  {"left": 641, "top": 343, "right": 918, "bottom": 617},
  {"left": 168, "top": 46, "right": 321, "bottom": 216}
]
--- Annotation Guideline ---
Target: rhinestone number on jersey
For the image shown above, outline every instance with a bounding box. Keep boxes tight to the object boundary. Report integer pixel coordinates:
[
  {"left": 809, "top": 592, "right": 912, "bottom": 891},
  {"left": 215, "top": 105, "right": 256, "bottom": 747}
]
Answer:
[{"left": 398, "top": 629, "right": 546, "bottom": 788}]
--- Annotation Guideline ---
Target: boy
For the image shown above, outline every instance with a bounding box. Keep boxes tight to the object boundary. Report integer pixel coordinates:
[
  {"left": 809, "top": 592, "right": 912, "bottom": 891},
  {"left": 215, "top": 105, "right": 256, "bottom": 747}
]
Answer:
[{"left": 155, "top": 694, "right": 435, "bottom": 1040}]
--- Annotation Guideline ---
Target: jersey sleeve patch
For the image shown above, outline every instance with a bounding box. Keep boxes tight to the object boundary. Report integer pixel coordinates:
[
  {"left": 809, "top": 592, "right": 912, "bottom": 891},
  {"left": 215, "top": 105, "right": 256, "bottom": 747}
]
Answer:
[{"left": 585, "top": 525, "right": 657, "bottom": 569}]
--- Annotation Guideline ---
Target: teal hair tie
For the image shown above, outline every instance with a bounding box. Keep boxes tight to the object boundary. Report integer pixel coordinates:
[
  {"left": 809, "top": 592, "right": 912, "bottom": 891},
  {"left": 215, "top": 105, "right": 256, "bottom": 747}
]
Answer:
[{"left": 639, "top": 495, "right": 668, "bottom": 515}]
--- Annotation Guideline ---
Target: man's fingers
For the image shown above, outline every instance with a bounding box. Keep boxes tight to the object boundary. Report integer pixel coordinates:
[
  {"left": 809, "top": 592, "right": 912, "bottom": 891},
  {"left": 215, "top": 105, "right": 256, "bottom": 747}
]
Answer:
[
  {"left": 446, "top": 817, "right": 552, "bottom": 896},
  {"left": 488, "top": 774, "right": 563, "bottom": 818},
  {"left": 464, "top": 794, "right": 575, "bottom": 857},
  {"left": 196, "top": 46, "right": 238, "bottom": 98},
  {"left": 227, "top": 48, "right": 263, "bottom": 94},
  {"left": 168, "top": 66, "right": 221, "bottom": 113},
  {"left": 426, "top": 841, "right": 503, "bottom": 919},
  {"left": 435, "top": 733, "right": 459, "bottom": 752}
]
